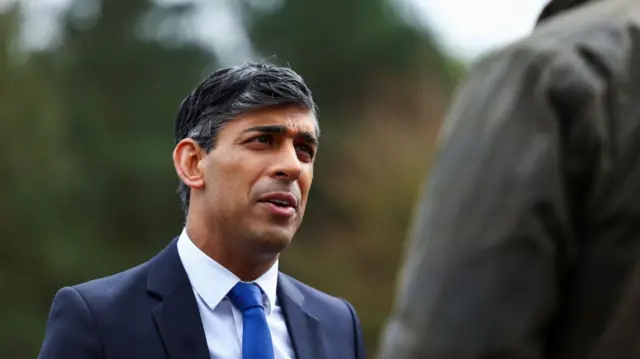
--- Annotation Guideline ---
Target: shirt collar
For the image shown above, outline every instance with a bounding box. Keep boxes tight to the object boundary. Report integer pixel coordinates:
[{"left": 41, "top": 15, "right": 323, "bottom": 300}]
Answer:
[{"left": 176, "top": 228, "right": 279, "bottom": 314}]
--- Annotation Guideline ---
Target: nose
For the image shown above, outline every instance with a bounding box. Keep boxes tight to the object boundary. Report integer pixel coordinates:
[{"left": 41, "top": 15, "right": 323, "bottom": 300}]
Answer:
[{"left": 270, "top": 143, "right": 302, "bottom": 181}]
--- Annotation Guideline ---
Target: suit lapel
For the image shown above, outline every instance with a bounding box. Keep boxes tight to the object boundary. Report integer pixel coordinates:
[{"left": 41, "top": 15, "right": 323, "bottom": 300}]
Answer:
[
  {"left": 278, "top": 274, "right": 326, "bottom": 359},
  {"left": 147, "top": 238, "right": 210, "bottom": 359}
]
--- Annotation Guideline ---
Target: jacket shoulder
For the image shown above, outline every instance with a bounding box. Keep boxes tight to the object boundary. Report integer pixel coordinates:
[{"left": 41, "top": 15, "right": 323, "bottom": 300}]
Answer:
[
  {"left": 279, "top": 273, "right": 355, "bottom": 318},
  {"left": 70, "top": 261, "right": 151, "bottom": 310},
  {"left": 474, "top": 1, "right": 633, "bottom": 74},
  {"left": 280, "top": 273, "right": 365, "bottom": 358}
]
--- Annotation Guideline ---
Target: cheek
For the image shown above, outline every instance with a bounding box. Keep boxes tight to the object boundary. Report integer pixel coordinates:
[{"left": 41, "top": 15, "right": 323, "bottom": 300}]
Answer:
[
  {"left": 204, "top": 156, "right": 243, "bottom": 201},
  {"left": 299, "top": 168, "right": 314, "bottom": 199},
  {"left": 215, "top": 153, "right": 262, "bottom": 202}
]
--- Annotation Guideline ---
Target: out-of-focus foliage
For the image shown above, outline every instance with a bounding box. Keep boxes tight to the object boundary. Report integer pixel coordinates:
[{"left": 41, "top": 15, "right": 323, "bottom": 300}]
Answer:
[{"left": 0, "top": 0, "right": 462, "bottom": 357}]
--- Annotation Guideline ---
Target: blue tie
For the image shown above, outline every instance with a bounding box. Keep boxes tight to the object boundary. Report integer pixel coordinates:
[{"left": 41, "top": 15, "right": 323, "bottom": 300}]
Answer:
[{"left": 227, "top": 282, "right": 275, "bottom": 359}]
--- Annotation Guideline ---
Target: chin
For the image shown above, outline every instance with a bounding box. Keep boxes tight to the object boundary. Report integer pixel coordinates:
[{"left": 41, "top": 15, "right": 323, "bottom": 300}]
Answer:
[{"left": 245, "top": 226, "right": 295, "bottom": 254}]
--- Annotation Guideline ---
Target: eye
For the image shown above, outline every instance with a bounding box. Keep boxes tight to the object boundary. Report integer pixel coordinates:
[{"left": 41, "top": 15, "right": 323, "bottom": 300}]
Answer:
[
  {"left": 296, "top": 144, "right": 315, "bottom": 161},
  {"left": 249, "top": 134, "right": 273, "bottom": 145}
]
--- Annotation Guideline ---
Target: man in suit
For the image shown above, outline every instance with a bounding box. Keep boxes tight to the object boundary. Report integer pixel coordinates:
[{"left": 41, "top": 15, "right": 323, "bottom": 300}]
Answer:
[
  {"left": 378, "top": 0, "right": 640, "bottom": 358},
  {"left": 38, "top": 62, "right": 365, "bottom": 359}
]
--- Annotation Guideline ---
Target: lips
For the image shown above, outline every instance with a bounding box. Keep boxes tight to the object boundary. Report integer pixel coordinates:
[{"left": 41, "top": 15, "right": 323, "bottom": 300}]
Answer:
[
  {"left": 257, "top": 192, "right": 299, "bottom": 210},
  {"left": 257, "top": 192, "right": 299, "bottom": 218}
]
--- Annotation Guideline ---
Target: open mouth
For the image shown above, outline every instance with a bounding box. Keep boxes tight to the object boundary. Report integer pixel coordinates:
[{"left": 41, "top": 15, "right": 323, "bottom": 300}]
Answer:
[
  {"left": 258, "top": 192, "right": 298, "bottom": 209},
  {"left": 265, "top": 198, "right": 293, "bottom": 208},
  {"left": 257, "top": 192, "right": 298, "bottom": 217}
]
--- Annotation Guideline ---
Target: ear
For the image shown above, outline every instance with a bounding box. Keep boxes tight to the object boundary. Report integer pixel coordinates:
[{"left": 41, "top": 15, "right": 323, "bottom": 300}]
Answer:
[{"left": 173, "top": 138, "right": 206, "bottom": 190}]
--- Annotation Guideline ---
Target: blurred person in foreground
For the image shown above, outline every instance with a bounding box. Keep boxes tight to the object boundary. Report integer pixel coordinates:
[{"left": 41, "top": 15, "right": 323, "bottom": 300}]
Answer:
[
  {"left": 378, "top": 0, "right": 640, "bottom": 358},
  {"left": 37, "top": 63, "right": 365, "bottom": 359}
]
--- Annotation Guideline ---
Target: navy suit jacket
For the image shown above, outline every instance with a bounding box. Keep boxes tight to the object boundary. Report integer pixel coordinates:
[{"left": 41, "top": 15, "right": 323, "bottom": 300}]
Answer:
[{"left": 37, "top": 238, "right": 366, "bottom": 359}]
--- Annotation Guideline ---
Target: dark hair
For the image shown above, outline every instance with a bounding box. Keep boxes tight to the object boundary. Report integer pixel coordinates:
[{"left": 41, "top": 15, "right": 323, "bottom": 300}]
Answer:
[
  {"left": 536, "top": 0, "right": 593, "bottom": 24},
  {"left": 173, "top": 62, "right": 318, "bottom": 214}
]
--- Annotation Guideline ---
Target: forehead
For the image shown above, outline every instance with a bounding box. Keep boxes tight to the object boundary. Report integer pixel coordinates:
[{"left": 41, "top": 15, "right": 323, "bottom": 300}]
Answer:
[{"left": 230, "top": 106, "right": 317, "bottom": 135}]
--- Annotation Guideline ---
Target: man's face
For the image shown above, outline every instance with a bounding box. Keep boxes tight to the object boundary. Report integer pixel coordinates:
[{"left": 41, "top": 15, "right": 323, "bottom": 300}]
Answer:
[{"left": 197, "top": 106, "right": 318, "bottom": 255}]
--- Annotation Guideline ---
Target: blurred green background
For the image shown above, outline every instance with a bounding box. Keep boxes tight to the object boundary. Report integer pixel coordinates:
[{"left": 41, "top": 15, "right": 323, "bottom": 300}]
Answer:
[{"left": 0, "top": 0, "right": 470, "bottom": 357}]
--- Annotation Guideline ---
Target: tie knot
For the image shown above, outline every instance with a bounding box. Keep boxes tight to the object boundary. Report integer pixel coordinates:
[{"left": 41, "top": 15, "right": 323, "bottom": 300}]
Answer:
[{"left": 227, "top": 282, "right": 264, "bottom": 312}]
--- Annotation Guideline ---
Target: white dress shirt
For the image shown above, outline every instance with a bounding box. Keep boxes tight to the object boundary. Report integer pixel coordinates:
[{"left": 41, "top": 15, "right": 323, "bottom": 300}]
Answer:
[{"left": 177, "top": 229, "right": 295, "bottom": 359}]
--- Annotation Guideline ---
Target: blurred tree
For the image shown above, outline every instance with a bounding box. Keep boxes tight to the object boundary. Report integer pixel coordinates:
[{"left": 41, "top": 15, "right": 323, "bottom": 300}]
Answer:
[
  {"left": 0, "top": 0, "right": 216, "bottom": 357},
  {"left": 42, "top": 0, "right": 213, "bottom": 266},
  {"left": 246, "top": 0, "right": 454, "bottom": 99},
  {"left": 0, "top": 5, "right": 70, "bottom": 358}
]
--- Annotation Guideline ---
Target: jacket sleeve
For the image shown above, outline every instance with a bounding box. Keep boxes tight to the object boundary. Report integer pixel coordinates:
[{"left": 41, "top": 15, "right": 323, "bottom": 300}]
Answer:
[
  {"left": 377, "top": 45, "right": 610, "bottom": 359},
  {"left": 38, "top": 287, "right": 104, "bottom": 359},
  {"left": 343, "top": 299, "right": 367, "bottom": 359}
]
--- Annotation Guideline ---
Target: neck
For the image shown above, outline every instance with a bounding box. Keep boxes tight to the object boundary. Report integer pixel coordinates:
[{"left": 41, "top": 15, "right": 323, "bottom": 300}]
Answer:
[{"left": 185, "top": 221, "right": 278, "bottom": 282}]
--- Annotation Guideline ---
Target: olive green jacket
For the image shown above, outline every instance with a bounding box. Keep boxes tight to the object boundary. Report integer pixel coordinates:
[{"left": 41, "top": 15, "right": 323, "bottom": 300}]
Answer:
[{"left": 378, "top": 1, "right": 640, "bottom": 358}]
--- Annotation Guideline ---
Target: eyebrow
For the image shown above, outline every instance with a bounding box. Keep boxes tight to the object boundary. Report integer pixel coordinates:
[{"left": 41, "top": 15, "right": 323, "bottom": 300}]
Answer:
[{"left": 243, "top": 125, "right": 319, "bottom": 145}]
